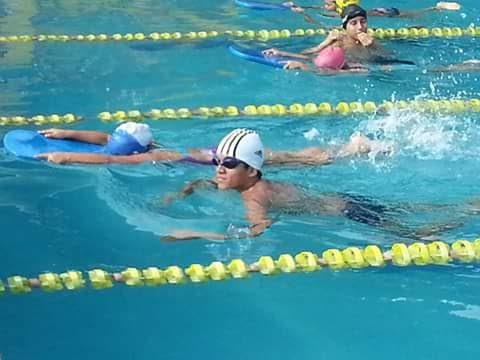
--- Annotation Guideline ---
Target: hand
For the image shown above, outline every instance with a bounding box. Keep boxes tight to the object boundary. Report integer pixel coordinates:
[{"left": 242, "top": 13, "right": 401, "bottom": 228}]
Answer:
[
  {"left": 262, "top": 48, "right": 281, "bottom": 57},
  {"left": 38, "top": 128, "right": 71, "bottom": 139},
  {"left": 282, "top": 61, "right": 308, "bottom": 70},
  {"left": 325, "top": 29, "right": 342, "bottom": 43},
  {"left": 357, "top": 32, "right": 374, "bottom": 47},
  {"left": 435, "top": 2, "right": 461, "bottom": 10},
  {"left": 290, "top": 5, "right": 305, "bottom": 13},
  {"left": 36, "top": 152, "right": 71, "bottom": 164}
]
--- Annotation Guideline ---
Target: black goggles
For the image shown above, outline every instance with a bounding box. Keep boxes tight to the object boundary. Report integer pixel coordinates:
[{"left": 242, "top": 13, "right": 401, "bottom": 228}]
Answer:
[{"left": 212, "top": 156, "right": 246, "bottom": 169}]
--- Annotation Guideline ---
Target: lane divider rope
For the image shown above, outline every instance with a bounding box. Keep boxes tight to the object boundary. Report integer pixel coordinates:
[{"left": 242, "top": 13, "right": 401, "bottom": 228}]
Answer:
[
  {"left": 1, "top": 239, "right": 479, "bottom": 295},
  {"left": 0, "top": 114, "right": 80, "bottom": 127},
  {"left": 0, "top": 26, "right": 479, "bottom": 44},
  {"left": 97, "top": 98, "right": 480, "bottom": 121},
  {"left": 2, "top": 98, "right": 479, "bottom": 127}
]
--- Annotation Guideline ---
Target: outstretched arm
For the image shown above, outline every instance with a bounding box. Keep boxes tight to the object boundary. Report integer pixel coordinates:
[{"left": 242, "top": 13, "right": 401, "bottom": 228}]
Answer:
[
  {"left": 264, "top": 147, "right": 332, "bottom": 166},
  {"left": 36, "top": 150, "right": 183, "bottom": 165},
  {"left": 36, "top": 152, "right": 112, "bottom": 164},
  {"left": 38, "top": 128, "right": 109, "bottom": 144},
  {"left": 264, "top": 133, "right": 390, "bottom": 166},
  {"left": 430, "top": 60, "right": 480, "bottom": 73},
  {"left": 394, "top": 2, "right": 461, "bottom": 17}
]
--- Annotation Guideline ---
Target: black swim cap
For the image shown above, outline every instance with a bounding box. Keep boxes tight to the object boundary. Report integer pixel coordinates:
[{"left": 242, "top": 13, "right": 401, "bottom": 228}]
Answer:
[{"left": 341, "top": 4, "right": 367, "bottom": 29}]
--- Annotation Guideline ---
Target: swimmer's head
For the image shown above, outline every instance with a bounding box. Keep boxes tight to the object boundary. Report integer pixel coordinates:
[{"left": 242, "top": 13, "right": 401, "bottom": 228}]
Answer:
[
  {"left": 214, "top": 129, "right": 264, "bottom": 190},
  {"left": 341, "top": 4, "right": 367, "bottom": 29},
  {"left": 216, "top": 128, "right": 264, "bottom": 170},
  {"left": 105, "top": 122, "right": 153, "bottom": 155},
  {"left": 313, "top": 46, "right": 345, "bottom": 70},
  {"left": 333, "top": 0, "right": 359, "bottom": 14}
]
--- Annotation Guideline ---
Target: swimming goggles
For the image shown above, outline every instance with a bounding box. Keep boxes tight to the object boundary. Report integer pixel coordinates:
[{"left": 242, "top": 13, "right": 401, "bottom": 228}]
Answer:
[{"left": 212, "top": 156, "right": 246, "bottom": 169}]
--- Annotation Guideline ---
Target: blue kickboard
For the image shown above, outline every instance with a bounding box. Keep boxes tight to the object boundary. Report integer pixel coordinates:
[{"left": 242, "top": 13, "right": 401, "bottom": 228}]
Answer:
[
  {"left": 229, "top": 44, "right": 289, "bottom": 68},
  {"left": 3, "top": 130, "right": 104, "bottom": 159},
  {"left": 235, "top": 0, "right": 289, "bottom": 10}
]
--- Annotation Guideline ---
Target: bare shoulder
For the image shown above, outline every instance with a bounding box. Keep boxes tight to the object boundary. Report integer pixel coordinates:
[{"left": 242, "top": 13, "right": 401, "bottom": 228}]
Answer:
[{"left": 264, "top": 180, "right": 302, "bottom": 200}]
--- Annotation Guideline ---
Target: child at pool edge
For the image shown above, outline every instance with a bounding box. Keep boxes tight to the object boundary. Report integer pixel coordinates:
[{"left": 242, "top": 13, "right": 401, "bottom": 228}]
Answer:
[{"left": 35, "top": 122, "right": 388, "bottom": 166}]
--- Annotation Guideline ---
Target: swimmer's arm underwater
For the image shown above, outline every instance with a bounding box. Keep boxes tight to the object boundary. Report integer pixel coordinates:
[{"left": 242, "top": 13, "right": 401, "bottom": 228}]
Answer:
[
  {"left": 162, "top": 179, "right": 218, "bottom": 206},
  {"left": 429, "top": 60, "right": 480, "bottom": 73},
  {"left": 161, "top": 195, "right": 272, "bottom": 242},
  {"left": 38, "top": 128, "right": 109, "bottom": 145},
  {"left": 160, "top": 225, "right": 269, "bottom": 242},
  {"left": 176, "top": 179, "right": 217, "bottom": 197}
]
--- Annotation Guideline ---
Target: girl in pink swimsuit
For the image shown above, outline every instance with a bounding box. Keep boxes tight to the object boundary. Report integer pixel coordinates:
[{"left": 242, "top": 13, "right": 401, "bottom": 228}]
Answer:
[{"left": 262, "top": 45, "right": 364, "bottom": 73}]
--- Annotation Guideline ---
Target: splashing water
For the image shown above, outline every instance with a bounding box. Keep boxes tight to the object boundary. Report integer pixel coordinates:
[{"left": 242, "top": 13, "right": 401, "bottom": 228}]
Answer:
[{"left": 358, "top": 107, "right": 480, "bottom": 161}]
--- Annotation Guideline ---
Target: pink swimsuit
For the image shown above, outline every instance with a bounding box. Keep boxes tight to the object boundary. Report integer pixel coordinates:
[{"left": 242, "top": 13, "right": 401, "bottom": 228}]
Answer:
[{"left": 312, "top": 46, "right": 346, "bottom": 70}]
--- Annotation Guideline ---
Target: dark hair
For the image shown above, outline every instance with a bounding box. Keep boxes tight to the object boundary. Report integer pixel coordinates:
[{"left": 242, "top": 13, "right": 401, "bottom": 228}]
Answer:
[{"left": 241, "top": 161, "right": 262, "bottom": 179}]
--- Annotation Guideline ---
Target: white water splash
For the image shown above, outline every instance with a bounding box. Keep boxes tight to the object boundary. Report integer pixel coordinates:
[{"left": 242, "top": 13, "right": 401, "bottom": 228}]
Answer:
[
  {"left": 357, "top": 106, "right": 480, "bottom": 160},
  {"left": 303, "top": 128, "right": 320, "bottom": 141}
]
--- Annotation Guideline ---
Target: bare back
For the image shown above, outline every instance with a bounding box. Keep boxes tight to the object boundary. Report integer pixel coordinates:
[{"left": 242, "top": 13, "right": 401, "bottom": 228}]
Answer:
[{"left": 240, "top": 180, "right": 347, "bottom": 223}]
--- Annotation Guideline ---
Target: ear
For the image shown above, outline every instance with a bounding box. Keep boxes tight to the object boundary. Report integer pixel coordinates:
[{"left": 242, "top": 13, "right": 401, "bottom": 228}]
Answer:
[{"left": 247, "top": 167, "right": 258, "bottom": 178}]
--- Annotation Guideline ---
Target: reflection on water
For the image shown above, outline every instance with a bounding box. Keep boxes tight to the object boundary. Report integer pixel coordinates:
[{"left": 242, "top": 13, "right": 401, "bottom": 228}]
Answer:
[
  {"left": 0, "top": 0, "right": 36, "bottom": 113},
  {"left": 0, "top": 162, "right": 94, "bottom": 216}
]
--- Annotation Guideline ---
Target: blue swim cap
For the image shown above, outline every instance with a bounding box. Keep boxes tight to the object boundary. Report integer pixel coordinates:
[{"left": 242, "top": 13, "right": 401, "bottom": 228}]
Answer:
[
  {"left": 104, "top": 131, "right": 148, "bottom": 155},
  {"left": 103, "top": 122, "right": 153, "bottom": 155}
]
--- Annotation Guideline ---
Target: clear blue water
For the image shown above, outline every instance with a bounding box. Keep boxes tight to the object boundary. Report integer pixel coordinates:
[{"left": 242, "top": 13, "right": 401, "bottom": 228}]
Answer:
[{"left": 1, "top": 0, "right": 480, "bottom": 359}]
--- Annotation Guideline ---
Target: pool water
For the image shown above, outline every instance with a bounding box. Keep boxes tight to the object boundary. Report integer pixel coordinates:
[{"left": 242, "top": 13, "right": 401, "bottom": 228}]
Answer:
[{"left": 1, "top": 0, "right": 480, "bottom": 359}]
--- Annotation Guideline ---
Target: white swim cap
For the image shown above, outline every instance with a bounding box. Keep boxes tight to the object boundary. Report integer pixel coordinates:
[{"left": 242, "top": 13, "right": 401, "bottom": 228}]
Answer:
[
  {"left": 115, "top": 122, "right": 153, "bottom": 147},
  {"left": 216, "top": 128, "right": 264, "bottom": 170}
]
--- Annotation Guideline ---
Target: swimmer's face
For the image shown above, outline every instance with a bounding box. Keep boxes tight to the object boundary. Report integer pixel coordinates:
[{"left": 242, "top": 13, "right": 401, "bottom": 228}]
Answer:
[
  {"left": 324, "top": 0, "right": 336, "bottom": 11},
  {"left": 345, "top": 16, "right": 368, "bottom": 38},
  {"left": 214, "top": 156, "right": 255, "bottom": 191}
]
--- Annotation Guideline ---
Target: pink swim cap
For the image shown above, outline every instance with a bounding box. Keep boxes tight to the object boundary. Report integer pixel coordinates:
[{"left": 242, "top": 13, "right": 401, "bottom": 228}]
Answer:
[{"left": 312, "top": 46, "right": 345, "bottom": 70}]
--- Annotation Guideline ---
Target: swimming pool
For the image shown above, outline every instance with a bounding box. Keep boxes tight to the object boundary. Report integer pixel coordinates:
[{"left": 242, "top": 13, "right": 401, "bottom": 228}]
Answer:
[{"left": 1, "top": 0, "right": 480, "bottom": 359}]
